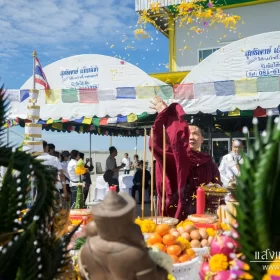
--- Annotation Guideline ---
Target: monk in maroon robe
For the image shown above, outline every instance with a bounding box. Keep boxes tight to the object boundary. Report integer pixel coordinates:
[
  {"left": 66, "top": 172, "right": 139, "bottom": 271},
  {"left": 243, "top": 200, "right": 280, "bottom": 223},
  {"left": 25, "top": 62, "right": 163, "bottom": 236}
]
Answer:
[{"left": 150, "top": 96, "right": 221, "bottom": 220}]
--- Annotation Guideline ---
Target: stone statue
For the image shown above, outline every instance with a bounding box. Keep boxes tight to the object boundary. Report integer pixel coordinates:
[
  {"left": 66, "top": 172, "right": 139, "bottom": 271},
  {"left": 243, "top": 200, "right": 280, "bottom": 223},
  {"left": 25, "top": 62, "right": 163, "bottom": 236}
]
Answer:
[{"left": 78, "top": 190, "right": 168, "bottom": 280}]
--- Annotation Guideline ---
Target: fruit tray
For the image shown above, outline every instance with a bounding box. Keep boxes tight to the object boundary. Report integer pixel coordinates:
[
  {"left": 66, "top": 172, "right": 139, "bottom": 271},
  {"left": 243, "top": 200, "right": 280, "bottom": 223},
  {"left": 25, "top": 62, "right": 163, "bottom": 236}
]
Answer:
[
  {"left": 144, "top": 216, "right": 179, "bottom": 227},
  {"left": 172, "top": 256, "right": 200, "bottom": 280}
]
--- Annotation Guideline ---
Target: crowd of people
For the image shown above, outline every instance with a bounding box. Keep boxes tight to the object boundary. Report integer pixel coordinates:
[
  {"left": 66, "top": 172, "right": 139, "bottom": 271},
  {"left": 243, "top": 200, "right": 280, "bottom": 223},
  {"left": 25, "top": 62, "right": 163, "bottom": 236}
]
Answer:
[
  {"left": 37, "top": 141, "right": 93, "bottom": 208},
  {"left": 103, "top": 147, "right": 156, "bottom": 204}
]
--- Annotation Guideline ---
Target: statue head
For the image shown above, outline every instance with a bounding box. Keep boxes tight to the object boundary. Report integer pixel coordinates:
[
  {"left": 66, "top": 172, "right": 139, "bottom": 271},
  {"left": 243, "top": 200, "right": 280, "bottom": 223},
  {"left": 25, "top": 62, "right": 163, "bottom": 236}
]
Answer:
[{"left": 91, "top": 191, "right": 136, "bottom": 241}]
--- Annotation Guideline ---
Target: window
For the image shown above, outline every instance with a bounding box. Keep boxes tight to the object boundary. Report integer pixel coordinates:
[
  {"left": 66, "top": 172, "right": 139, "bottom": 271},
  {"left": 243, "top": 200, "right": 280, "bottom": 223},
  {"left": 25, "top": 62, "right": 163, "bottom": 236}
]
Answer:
[{"left": 198, "top": 48, "right": 220, "bottom": 62}]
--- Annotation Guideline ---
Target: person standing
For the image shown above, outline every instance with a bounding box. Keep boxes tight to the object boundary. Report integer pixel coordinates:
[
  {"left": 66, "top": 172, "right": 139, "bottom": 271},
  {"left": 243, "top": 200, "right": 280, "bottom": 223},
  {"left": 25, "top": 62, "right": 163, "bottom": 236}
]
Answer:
[
  {"left": 131, "top": 160, "right": 151, "bottom": 204},
  {"left": 67, "top": 150, "right": 81, "bottom": 208},
  {"left": 105, "top": 146, "right": 125, "bottom": 192},
  {"left": 48, "top": 143, "right": 55, "bottom": 156},
  {"left": 149, "top": 96, "right": 221, "bottom": 220},
  {"left": 80, "top": 153, "right": 94, "bottom": 207},
  {"left": 60, "top": 150, "right": 71, "bottom": 197},
  {"left": 132, "top": 154, "right": 140, "bottom": 173},
  {"left": 219, "top": 139, "right": 244, "bottom": 188},
  {"left": 122, "top": 153, "right": 131, "bottom": 175},
  {"left": 37, "top": 141, "right": 68, "bottom": 199}
]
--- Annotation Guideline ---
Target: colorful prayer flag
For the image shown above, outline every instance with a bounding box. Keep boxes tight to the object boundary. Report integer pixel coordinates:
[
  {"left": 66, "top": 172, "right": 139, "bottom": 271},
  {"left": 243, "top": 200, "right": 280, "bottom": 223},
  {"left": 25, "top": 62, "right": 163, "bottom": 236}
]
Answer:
[
  {"left": 194, "top": 82, "right": 215, "bottom": 98},
  {"left": 155, "top": 85, "right": 173, "bottom": 99},
  {"left": 116, "top": 87, "right": 136, "bottom": 99},
  {"left": 214, "top": 81, "right": 235, "bottom": 96},
  {"left": 82, "top": 117, "right": 92, "bottom": 125},
  {"left": 107, "top": 117, "right": 118, "bottom": 124},
  {"left": 79, "top": 89, "right": 99, "bottom": 103},
  {"left": 240, "top": 110, "right": 253, "bottom": 117},
  {"left": 97, "top": 89, "right": 116, "bottom": 101},
  {"left": 228, "top": 108, "right": 240, "bottom": 116},
  {"left": 137, "top": 112, "right": 149, "bottom": 120},
  {"left": 235, "top": 79, "right": 257, "bottom": 96},
  {"left": 61, "top": 89, "right": 79, "bottom": 103},
  {"left": 257, "top": 76, "right": 280, "bottom": 92},
  {"left": 254, "top": 107, "right": 266, "bottom": 117},
  {"left": 127, "top": 113, "right": 137, "bottom": 123},
  {"left": 52, "top": 123, "right": 63, "bottom": 130},
  {"left": 74, "top": 118, "right": 84, "bottom": 124},
  {"left": 100, "top": 118, "right": 108, "bottom": 126},
  {"left": 20, "top": 90, "right": 29, "bottom": 102},
  {"left": 92, "top": 118, "right": 100, "bottom": 127},
  {"left": 45, "top": 89, "right": 61, "bottom": 104},
  {"left": 117, "top": 116, "right": 127, "bottom": 123},
  {"left": 173, "top": 84, "right": 194, "bottom": 100},
  {"left": 136, "top": 86, "right": 155, "bottom": 99}
]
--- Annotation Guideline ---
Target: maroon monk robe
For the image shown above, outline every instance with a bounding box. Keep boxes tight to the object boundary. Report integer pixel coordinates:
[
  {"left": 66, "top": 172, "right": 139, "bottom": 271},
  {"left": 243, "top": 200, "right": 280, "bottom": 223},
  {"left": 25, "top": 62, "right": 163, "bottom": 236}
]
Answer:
[{"left": 150, "top": 103, "right": 221, "bottom": 220}]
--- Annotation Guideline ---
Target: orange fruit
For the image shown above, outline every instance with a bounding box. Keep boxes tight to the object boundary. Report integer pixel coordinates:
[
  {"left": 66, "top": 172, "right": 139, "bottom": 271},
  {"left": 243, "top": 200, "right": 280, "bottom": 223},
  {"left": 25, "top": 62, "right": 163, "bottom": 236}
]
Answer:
[
  {"left": 162, "top": 234, "right": 176, "bottom": 246},
  {"left": 147, "top": 233, "right": 162, "bottom": 245},
  {"left": 179, "top": 254, "right": 191, "bottom": 263},
  {"left": 167, "top": 245, "right": 182, "bottom": 256},
  {"left": 153, "top": 243, "right": 166, "bottom": 252},
  {"left": 169, "top": 254, "right": 179, "bottom": 264},
  {"left": 185, "top": 248, "right": 196, "bottom": 258},
  {"left": 156, "top": 224, "right": 170, "bottom": 236},
  {"left": 177, "top": 241, "right": 186, "bottom": 251}
]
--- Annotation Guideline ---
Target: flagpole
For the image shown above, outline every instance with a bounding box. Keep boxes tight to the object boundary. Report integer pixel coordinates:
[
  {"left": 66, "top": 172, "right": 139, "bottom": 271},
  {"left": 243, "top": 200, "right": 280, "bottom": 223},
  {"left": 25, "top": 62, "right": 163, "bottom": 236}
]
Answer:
[
  {"left": 33, "top": 50, "right": 37, "bottom": 91},
  {"left": 30, "top": 50, "right": 37, "bottom": 205}
]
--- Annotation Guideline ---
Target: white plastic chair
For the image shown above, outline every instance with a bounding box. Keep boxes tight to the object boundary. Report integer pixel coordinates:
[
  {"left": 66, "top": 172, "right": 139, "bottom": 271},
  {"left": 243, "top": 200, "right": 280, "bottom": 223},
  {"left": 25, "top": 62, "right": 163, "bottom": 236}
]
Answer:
[
  {"left": 119, "top": 175, "right": 134, "bottom": 194},
  {"left": 93, "top": 176, "right": 109, "bottom": 201}
]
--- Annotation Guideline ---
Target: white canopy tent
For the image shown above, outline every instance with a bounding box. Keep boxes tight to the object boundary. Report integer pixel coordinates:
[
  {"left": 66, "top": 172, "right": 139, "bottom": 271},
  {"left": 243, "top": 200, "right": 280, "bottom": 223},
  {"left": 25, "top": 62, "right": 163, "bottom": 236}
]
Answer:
[
  {"left": 177, "top": 31, "right": 280, "bottom": 114},
  {"left": 6, "top": 54, "right": 166, "bottom": 121}
]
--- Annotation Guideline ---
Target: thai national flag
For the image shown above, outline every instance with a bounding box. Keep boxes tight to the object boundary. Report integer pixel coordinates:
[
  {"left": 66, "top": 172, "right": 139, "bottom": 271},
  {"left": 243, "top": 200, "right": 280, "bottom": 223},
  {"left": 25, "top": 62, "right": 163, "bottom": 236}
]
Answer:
[{"left": 35, "top": 57, "right": 50, "bottom": 89}]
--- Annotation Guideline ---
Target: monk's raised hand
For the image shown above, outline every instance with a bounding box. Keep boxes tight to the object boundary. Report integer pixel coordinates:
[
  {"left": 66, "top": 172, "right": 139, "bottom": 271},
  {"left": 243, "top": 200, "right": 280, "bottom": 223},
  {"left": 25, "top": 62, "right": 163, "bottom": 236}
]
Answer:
[{"left": 150, "top": 96, "right": 167, "bottom": 113}]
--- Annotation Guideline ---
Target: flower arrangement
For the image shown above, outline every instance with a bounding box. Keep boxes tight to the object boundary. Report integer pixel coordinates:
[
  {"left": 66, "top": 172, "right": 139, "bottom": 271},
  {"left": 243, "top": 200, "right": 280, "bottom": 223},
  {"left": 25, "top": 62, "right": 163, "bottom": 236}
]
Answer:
[
  {"left": 209, "top": 253, "right": 228, "bottom": 272},
  {"left": 177, "top": 236, "right": 191, "bottom": 250},
  {"left": 199, "top": 230, "right": 253, "bottom": 279},
  {"left": 135, "top": 217, "right": 157, "bottom": 233},
  {"left": 176, "top": 219, "right": 194, "bottom": 229},
  {"left": 74, "top": 159, "right": 88, "bottom": 209},
  {"left": 75, "top": 159, "right": 87, "bottom": 176},
  {"left": 206, "top": 228, "right": 216, "bottom": 237}
]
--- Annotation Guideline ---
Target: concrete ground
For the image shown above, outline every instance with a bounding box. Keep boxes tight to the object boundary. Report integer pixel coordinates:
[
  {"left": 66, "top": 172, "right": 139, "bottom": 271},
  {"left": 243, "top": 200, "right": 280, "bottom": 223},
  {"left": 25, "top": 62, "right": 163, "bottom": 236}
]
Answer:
[{"left": 86, "top": 171, "right": 153, "bottom": 217}]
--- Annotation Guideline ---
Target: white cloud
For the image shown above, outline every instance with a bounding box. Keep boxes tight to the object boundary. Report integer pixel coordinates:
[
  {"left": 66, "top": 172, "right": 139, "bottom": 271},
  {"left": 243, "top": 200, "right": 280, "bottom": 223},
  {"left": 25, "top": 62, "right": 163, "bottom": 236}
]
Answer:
[{"left": 0, "top": 0, "right": 138, "bottom": 57}]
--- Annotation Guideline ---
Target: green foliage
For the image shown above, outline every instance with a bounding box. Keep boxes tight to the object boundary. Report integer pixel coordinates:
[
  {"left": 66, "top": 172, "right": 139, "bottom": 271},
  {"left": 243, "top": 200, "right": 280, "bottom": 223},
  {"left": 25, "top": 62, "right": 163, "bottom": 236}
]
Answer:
[
  {"left": 235, "top": 116, "right": 280, "bottom": 280},
  {"left": 0, "top": 85, "right": 78, "bottom": 279},
  {"left": 74, "top": 237, "right": 86, "bottom": 250}
]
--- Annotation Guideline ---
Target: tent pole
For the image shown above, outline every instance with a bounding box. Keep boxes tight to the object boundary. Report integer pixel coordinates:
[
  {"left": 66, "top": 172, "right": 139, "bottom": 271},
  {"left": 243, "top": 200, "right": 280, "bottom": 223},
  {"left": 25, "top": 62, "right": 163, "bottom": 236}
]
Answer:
[
  {"left": 136, "top": 136, "right": 138, "bottom": 155},
  {"left": 110, "top": 136, "right": 112, "bottom": 147},
  {"left": 208, "top": 115, "right": 213, "bottom": 157},
  {"left": 89, "top": 133, "right": 92, "bottom": 159}
]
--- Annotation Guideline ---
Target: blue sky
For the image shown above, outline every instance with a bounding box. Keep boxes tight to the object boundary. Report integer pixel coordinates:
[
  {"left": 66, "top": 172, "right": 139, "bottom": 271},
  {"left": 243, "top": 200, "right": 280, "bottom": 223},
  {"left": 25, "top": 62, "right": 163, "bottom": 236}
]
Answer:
[{"left": 0, "top": 0, "right": 168, "bottom": 151}]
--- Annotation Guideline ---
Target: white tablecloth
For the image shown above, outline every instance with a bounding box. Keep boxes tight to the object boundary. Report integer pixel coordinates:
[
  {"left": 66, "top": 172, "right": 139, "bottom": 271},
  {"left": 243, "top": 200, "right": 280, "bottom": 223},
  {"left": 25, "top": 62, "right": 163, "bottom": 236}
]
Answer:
[{"left": 93, "top": 174, "right": 150, "bottom": 202}]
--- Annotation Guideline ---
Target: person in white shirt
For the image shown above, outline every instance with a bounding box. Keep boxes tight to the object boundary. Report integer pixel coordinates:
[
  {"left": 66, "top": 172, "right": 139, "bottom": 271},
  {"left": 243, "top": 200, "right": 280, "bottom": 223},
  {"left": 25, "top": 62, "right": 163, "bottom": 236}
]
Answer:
[
  {"left": 60, "top": 150, "right": 71, "bottom": 195},
  {"left": 67, "top": 149, "right": 81, "bottom": 207},
  {"left": 105, "top": 146, "right": 125, "bottom": 192},
  {"left": 122, "top": 153, "right": 131, "bottom": 175},
  {"left": 36, "top": 141, "right": 68, "bottom": 198},
  {"left": 219, "top": 139, "right": 244, "bottom": 188}
]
